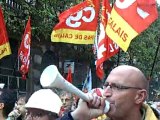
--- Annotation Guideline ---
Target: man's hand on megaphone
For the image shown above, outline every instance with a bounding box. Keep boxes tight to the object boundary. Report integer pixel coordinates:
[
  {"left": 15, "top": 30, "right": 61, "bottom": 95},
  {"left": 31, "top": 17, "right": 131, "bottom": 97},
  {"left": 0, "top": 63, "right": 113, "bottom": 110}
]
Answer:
[{"left": 71, "top": 93, "right": 106, "bottom": 120}]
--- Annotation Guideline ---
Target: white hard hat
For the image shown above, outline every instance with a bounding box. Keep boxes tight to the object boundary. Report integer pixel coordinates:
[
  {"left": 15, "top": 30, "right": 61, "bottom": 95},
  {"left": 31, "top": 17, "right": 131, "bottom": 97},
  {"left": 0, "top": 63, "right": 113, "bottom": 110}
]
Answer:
[{"left": 25, "top": 89, "right": 62, "bottom": 114}]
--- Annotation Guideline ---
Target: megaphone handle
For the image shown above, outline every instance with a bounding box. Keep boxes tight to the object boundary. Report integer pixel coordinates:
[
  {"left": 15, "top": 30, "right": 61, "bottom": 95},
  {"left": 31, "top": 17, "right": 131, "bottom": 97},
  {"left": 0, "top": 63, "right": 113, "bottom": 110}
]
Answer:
[
  {"left": 63, "top": 80, "right": 90, "bottom": 102},
  {"left": 73, "top": 89, "right": 90, "bottom": 101}
]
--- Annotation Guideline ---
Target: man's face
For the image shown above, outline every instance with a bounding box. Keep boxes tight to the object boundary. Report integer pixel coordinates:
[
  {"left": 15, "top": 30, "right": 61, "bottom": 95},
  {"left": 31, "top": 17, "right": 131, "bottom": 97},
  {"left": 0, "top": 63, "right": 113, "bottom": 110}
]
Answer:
[
  {"left": 60, "top": 92, "right": 73, "bottom": 111},
  {"left": 15, "top": 97, "right": 26, "bottom": 115},
  {"left": 25, "top": 108, "right": 50, "bottom": 120},
  {"left": 103, "top": 70, "right": 141, "bottom": 118}
]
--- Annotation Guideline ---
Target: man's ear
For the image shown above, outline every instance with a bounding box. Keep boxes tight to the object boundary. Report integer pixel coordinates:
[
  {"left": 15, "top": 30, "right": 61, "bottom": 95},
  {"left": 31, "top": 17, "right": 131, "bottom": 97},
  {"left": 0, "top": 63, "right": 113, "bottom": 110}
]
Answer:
[
  {"left": 135, "top": 89, "right": 147, "bottom": 104},
  {"left": 0, "top": 103, "right": 4, "bottom": 109}
]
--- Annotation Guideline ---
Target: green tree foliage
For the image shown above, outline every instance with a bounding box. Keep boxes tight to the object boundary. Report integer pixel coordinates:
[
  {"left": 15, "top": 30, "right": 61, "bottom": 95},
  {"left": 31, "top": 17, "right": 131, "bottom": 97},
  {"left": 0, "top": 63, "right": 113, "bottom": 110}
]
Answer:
[{"left": 2, "top": 0, "right": 82, "bottom": 40}]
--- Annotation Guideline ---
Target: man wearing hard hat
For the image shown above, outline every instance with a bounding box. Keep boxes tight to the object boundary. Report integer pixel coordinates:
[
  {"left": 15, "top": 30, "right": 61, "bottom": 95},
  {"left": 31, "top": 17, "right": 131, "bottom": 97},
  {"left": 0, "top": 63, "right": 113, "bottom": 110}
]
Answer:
[{"left": 25, "top": 89, "right": 62, "bottom": 120}]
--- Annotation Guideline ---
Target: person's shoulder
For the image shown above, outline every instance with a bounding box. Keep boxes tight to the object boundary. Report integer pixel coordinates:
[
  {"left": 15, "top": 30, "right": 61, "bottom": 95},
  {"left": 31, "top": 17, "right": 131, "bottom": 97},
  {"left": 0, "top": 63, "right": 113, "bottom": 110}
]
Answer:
[
  {"left": 56, "top": 112, "right": 74, "bottom": 120},
  {"left": 143, "top": 103, "right": 160, "bottom": 120},
  {"left": 150, "top": 106, "right": 160, "bottom": 119}
]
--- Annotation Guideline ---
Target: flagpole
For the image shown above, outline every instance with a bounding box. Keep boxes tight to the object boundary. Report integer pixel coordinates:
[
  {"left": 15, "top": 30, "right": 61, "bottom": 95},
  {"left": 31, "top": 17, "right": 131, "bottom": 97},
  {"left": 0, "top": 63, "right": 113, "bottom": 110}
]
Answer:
[
  {"left": 111, "top": 0, "right": 116, "bottom": 7},
  {"left": 149, "top": 37, "right": 160, "bottom": 79},
  {"left": 116, "top": 49, "right": 120, "bottom": 66},
  {"left": 95, "top": 0, "right": 104, "bottom": 85},
  {"left": 26, "top": 17, "right": 34, "bottom": 97},
  {"left": 95, "top": 0, "right": 102, "bottom": 42},
  {"left": 27, "top": 56, "right": 34, "bottom": 97}
]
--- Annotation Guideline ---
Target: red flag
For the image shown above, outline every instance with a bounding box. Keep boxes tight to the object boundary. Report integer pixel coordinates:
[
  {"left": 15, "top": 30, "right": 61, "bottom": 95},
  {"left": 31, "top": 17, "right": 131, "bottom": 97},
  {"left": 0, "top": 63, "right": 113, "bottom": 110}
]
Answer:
[
  {"left": 51, "top": 0, "right": 100, "bottom": 44},
  {"left": 66, "top": 67, "right": 72, "bottom": 83},
  {"left": 106, "top": 0, "right": 158, "bottom": 51},
  {"left": 18, "top": 17, "right": 31, "bottom": 80},
  {"left": 95, "top": 0, "right": 119, "bottom": 80},
  {"left": 0, "top": 6, "right": 11, "bottom": 59}
]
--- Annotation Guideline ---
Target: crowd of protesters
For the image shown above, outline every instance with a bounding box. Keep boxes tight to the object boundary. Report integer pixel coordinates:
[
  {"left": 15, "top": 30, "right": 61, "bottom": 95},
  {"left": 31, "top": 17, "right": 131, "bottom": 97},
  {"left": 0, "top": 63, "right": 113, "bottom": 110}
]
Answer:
[{"left": 0, "top": 65, "right": 160, "bottom": 120}]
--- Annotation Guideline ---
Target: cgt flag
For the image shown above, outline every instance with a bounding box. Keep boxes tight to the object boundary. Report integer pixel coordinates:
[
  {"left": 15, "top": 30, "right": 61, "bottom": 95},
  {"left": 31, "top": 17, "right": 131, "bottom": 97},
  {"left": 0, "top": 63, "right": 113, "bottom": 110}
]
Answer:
[
  {"left": 18, "top": 17, "right": 31, "bottom": 80},
  {"left": 95, "top": 0, "right": 119, "bottom": 80},
  {"left": 106, "top": 0, "right": 158, "bottom": 52},
  {"left": 51, "top": 0, "right": 100, "bottom": 44},
  {"left": 0, "top": 6, "right": 11, "bottom": 59}
]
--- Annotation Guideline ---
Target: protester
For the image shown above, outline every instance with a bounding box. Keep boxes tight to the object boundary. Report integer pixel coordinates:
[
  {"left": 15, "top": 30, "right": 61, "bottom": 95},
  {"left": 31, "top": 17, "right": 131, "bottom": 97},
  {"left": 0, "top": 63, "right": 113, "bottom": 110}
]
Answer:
[
  {"left": 58, "top": 65, "right": 159, "bottom": 120},
  {"left": 0, "top": 88, "right": 17, "bottom": 120},
  {"left": 25, "top": 89, "right": 62, "bottom": 120},
  {"left": 8, "top": 94, "right": 27, "bottom": 120},
  {"left": 59, "top": 90, "right": 74, "bottom": 116}
]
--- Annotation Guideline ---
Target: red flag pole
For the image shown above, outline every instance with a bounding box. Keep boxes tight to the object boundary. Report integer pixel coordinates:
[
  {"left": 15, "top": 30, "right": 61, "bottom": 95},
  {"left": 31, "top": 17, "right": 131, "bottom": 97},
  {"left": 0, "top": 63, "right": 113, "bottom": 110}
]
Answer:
[
  {"left": 18, "top": 16, "right": 31, "bottom": 80},
  {"left": 94, "top": 0, "right": 103, "bottom": 81},
  {"left": 149, "top": 38, "right": 160, "bottom": 80}
]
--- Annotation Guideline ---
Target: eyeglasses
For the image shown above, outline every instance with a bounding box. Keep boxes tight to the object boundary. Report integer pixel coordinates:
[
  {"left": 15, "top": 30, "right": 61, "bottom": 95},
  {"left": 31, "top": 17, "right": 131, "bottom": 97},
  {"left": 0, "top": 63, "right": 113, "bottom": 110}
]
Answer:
[{"left": 103, "top": 82, "right": 142, "bottom": 91}]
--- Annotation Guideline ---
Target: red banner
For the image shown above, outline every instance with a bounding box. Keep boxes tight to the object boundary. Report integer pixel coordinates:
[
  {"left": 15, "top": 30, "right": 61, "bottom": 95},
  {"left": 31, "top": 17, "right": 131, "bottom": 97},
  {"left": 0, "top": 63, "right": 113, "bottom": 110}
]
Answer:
[
  {"left": 95, "top": 0, "right": 119, "bottom": 80},
  {"left": 106, "top": 0, "right": 158, "bottom": 51},
  {"left": 0, "top": 6, "right": 11, "bottom": 59},
  {"left": 51, "top": 0, "right": 100, "bottom": 44},
  {"left": 18, "top": 17, "right": 31, "bottom": 80}
]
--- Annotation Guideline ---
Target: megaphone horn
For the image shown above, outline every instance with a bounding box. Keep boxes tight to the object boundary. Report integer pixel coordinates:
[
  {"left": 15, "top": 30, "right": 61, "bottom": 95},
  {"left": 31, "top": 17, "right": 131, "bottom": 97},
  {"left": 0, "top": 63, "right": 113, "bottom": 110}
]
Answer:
[{"left": 40, "top": 65, "right": 90, "bottom": 102}]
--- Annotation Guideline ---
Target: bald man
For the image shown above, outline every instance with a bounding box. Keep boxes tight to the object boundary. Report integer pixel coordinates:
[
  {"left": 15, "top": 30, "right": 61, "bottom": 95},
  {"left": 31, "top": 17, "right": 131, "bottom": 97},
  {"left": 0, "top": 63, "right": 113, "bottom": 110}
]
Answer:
[
  {"left": 58, "top": 65, "right": 158, "bottom": 120},
  {"left": 102, "top": 65, "right": 158, "bottom": 120}
]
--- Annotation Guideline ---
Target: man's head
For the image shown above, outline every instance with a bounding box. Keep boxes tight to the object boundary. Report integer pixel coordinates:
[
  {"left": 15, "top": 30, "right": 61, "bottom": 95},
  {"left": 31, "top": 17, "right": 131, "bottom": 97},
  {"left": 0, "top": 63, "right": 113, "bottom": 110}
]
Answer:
[
  {"left": 59, "top": 91, "right": 73, "bottom": 113},
  {"left": 25, "top": 89, "right": 62, "bottom": 120},
  {"left": 0, "top": 89, "right": 17, "bottom": 119},
  {"left": 16, "top": 94, "right": 27, "bottom": 115},
  {"left": 103, "top": 65, "right": 148, "bottom": 118},
  {"left": 9, "top": 94, "right": 27, "bottom": 118}
]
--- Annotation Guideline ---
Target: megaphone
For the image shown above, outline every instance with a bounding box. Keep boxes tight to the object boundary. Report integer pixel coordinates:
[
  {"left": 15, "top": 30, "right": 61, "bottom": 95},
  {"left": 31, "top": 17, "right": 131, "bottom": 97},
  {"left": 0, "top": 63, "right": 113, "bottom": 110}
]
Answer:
[
  {"left": 40, "top": 65, "right": 90, "bottom": 101},
  {"left": 40, "top": 65, "right": 110, "bottom": 113}
]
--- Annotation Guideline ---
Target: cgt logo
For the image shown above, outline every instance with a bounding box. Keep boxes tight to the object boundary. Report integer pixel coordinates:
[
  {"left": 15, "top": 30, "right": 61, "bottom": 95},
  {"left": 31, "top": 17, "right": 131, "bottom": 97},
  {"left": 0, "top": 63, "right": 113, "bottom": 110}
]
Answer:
[
  {"left": 115, "top": 0, "right": 136, "bottom": 9},
  {"left": 24, "top": 33, "right": 30, "bottom": 49},
  {"left": 115, "top": 0, "right": 149, "bottom": 19},
  {"left": 66, "top": 6, "right": 95, "bottom": 28}
]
